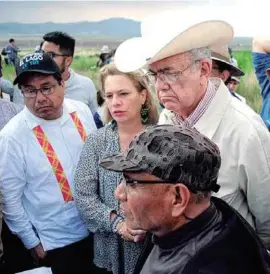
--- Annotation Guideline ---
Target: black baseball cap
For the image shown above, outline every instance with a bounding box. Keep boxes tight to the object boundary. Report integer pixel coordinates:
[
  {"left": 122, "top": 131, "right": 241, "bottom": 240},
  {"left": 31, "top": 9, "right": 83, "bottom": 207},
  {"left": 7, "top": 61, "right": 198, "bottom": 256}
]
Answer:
[
  {"left": 13, "top": 51, "right": 61, "bottom": 85},
  {"left": 100, "top": 124, "right": 221, "bottom": 193}
]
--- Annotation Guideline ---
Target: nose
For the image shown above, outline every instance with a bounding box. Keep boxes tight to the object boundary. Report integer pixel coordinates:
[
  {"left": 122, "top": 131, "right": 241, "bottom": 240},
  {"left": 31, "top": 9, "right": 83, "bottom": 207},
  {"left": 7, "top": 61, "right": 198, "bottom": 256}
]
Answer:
[
  {"left": 35, "top": 90, "right": 48, "bottom": 102},
  {"left": 111, "top": 94, "right": 121, "bottom": 107},
  {"left": 115, "top": 182, "right": 127, "bottom": 202},
  {"left": 155, "top": 77, "right": 170, "bottom": 93}
]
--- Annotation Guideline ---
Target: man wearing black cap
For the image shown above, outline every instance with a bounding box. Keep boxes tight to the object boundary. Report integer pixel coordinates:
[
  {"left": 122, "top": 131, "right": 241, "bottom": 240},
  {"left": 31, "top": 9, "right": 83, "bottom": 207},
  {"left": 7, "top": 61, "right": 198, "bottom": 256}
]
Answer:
[
  {"left": 100, "top": 124, "right": 270, "bottom": 274},
  {"left": 0, "top": 52, "right": 97, "bottom": 274}
]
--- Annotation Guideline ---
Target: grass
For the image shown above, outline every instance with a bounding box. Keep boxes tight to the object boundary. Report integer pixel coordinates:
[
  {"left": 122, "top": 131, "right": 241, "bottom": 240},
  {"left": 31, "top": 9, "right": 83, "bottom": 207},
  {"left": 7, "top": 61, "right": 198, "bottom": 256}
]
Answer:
[
  {"left": 2, "top": 49, "right": 262, "bottom": 114},
  {"left": 234, "top": 51, "right": 262, "bottom": 113}
]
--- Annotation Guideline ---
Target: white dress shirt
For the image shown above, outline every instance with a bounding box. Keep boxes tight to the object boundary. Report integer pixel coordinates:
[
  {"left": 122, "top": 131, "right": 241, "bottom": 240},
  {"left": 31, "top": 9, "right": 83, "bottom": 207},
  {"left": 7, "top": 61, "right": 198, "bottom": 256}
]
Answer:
[
  {"left": 0, "top": 99, "right": 97, "bottom": 251},
  {"left": 159, "top": 78, "right": 270, "bottom": 248}
]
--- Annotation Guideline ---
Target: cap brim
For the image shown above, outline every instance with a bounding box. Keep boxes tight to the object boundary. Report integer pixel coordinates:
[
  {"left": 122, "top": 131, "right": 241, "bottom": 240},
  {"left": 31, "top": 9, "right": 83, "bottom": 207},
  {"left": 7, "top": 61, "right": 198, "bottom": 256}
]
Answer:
[
  {"left": 211, "top": 57, "right": 245, "bottom": 77},
  {"left": 99, "top": 154, "right": 142, "bottom": 173},
  {"left": 13, "top": 69, "right": 59, "bottom": 85},
  {"left": 115, "top": 20, "right": 234, "bottom": 73}
]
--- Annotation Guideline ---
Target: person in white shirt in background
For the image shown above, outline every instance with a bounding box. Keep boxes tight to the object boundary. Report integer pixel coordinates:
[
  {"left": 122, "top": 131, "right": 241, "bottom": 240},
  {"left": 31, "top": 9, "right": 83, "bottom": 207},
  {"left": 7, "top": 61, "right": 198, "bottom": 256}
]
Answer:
[
  {"left": 41, "top": 31, "right": 98, "bottom": 115},
  {"left": 113, "top": 11, "right": 270, "bottom": 248},
  {"left": 0, "top": 52, "right": 98, "bottom": 274}
]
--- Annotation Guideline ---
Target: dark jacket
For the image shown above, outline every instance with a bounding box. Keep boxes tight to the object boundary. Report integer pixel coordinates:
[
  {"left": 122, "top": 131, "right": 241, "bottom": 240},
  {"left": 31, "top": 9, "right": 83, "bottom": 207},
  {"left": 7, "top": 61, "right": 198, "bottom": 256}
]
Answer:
[{"left": 133, "top": 197, "right": 270, "bottom": 274}]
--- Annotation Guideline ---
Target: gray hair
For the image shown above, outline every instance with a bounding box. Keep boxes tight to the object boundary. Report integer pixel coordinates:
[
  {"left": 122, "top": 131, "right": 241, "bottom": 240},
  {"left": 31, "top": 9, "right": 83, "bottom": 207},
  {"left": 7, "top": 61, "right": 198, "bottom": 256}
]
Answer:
[{"left": 189, "top": 47, "right": 212, "bottom": 62}]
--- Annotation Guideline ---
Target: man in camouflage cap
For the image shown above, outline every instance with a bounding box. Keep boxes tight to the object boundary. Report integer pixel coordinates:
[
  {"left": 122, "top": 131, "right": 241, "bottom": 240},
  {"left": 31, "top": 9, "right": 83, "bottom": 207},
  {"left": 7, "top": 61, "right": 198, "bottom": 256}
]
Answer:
[{"left": 100, "top": 124, "right": 270, "bottom": 274}]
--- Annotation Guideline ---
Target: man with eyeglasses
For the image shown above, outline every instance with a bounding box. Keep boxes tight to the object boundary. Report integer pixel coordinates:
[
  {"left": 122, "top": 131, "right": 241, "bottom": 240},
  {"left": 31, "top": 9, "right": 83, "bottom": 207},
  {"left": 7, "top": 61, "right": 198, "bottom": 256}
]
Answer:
[
  {"left": 100, "top": 124, "right": 270, "bottom": 274},
  {"left": 0, "top": 79, "right": 23, "bottom": 274},
  {"left": 0, "top": 51, "right": 97, "bottom": 274},
  {"left": 114, "top": 12, "right": 270, "bottom": 248},
  {"left": 41, "top": 32, "right": 98, "bottom": 117}
]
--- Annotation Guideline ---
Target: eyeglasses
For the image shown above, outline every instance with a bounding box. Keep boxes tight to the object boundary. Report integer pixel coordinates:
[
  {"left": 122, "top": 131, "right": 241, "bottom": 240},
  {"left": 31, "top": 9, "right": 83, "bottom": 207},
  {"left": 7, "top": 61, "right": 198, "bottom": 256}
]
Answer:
[
  {"left": 45, "top": 51, "right": 70, "bottom": 59},
  {"left": 121, "top": 176, "right": 198, "bottom": 194},
  {"left": 21, "top": 84, "right": 58, "bottom": 98},
  {"left": 146, "top": 60, "right": 200, "bottom": 83}
]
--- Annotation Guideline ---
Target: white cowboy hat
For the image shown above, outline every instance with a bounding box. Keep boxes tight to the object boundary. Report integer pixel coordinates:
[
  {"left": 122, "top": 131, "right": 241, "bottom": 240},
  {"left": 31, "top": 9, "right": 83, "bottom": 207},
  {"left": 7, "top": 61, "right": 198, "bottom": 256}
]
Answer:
[
  {"left": 114, "top": 10, "right": 234, "bottom": 73},
  {"left": 101, "top": 45, "right": 110, "bottom": 54},
  {"left": 210, "top": 44, "right": 245, "bottom": 77}
]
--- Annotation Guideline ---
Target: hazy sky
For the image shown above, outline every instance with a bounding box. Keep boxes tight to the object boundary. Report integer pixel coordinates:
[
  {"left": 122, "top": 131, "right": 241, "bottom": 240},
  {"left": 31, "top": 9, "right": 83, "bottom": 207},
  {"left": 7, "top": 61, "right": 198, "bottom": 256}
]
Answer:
[{"left": 0, "top": 0, "right": 269, "bottom": 36}]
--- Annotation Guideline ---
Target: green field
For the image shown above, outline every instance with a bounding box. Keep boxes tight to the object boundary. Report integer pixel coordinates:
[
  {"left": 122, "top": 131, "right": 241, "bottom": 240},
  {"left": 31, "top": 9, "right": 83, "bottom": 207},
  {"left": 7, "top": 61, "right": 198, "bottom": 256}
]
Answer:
[
  {"left": 234, "top": 51, "right": 261, "bottom": 113},
  {"left": 2, "top": 50, "right": 262, "bottom": 113}
]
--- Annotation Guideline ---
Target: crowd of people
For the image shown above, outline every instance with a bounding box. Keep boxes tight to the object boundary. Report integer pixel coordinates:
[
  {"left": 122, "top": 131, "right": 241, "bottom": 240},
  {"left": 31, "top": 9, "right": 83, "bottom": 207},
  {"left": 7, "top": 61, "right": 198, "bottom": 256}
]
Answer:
[{"left": 0, "top": 9, "right": 270, "bottom": 274}]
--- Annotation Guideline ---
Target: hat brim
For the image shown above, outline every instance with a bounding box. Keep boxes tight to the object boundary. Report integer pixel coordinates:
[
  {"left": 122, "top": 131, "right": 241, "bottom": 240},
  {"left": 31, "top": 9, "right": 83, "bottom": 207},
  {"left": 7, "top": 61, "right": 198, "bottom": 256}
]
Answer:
[
  {"left": 13, "top": 69, "right": 59, "bottom": 85},
  {"left": 211, "top": 57, "right": 245, "bottom": 77},
  {"left": 99, "top": 154, "right": 142, "bottom": 173},
  {"left": 230, "top": 76, "right": 240, "bottom": 83},
  {"left": 115, "top": 20, "right": 234, "bottom": 73}
]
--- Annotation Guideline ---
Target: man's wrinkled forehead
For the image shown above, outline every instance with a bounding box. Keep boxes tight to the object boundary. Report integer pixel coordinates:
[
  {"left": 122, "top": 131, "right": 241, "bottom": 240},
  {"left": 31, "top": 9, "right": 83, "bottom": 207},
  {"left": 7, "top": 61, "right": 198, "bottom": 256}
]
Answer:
[{"left": 149, "top": 52, "right": 191, "bottom": 72}]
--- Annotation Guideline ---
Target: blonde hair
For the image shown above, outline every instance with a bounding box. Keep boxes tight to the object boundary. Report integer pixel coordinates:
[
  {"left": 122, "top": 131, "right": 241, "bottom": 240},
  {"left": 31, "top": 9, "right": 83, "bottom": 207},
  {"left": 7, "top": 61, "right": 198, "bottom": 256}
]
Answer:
[{"left": 99, "top": 63, "right": 159, "bottom": 125}]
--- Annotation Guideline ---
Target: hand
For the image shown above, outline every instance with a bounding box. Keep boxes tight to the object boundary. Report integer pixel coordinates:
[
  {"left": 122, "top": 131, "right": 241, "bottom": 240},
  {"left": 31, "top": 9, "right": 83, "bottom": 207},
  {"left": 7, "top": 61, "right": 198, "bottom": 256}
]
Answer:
[
  {"left": 30, "top": 243, "right": 46, "bottom": 260},
  {"left": 117, "top": 221, "right": 146, "bottom": 243}
]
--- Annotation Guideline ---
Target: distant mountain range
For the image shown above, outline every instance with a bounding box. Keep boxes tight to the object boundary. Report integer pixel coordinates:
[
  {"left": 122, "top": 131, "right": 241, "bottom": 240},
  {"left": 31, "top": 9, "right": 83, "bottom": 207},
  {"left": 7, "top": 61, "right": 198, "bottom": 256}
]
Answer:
[
  {"left": 0, "top": 18, "right": 252, "bottom": 50},
  {"left": 0, "top": 18, "right": 140, "bottom": 37}
]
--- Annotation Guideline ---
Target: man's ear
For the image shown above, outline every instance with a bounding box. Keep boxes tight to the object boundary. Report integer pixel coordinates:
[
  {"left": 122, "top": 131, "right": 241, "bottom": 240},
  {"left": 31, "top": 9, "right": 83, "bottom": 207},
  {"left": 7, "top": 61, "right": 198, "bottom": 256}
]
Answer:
[
  {"left": 201, "top": 59, "right": 212, "bottom": 78},
  {"left": 61, "top": 80, "right": 65, "bottom": 88},
  {"left": 221, "top": 70, "right": 230, "bottom": 82},
  {"left": 65, "top": 56, "right": 73, "bottom": 68},
  {"left": 171, "top": 184, "right": 191, "bottom": 218}
]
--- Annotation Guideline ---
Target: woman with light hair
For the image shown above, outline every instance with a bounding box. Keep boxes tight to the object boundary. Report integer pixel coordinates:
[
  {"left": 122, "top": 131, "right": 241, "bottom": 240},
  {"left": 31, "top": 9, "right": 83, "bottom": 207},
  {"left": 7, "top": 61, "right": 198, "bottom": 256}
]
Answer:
[{"left": 74, "top": 63, "right": 158, "bottom": 274}]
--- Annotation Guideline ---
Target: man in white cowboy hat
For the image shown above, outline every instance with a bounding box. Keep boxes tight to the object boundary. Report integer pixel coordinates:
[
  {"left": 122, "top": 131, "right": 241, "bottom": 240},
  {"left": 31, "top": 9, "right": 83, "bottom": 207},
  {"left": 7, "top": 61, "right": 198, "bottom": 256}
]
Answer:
[
  {"left": 114, "top": 10, "right": 270, "bottom": 248},
  {"left": 252, "top": 37, "right": 270, "bottom": 130}
]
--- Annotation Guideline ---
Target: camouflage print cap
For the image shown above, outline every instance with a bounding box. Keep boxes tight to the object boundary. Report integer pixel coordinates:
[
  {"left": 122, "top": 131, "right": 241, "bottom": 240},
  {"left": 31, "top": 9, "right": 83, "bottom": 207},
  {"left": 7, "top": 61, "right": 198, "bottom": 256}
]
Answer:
[{"left": 100, "top": 124, "right": 221, "bottom": 193}]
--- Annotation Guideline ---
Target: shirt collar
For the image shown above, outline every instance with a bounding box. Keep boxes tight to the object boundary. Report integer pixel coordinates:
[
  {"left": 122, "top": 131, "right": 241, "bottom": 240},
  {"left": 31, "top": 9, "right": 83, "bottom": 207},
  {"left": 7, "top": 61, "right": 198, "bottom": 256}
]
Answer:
[
  {"left": 172, "top": 78, "right": 218, "bottom": 127},
  {"left": 24, "top": 99, "right": 77, "bottom": 130}
]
